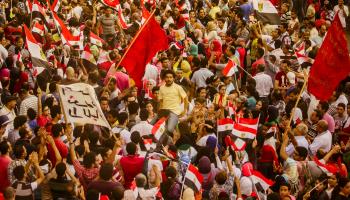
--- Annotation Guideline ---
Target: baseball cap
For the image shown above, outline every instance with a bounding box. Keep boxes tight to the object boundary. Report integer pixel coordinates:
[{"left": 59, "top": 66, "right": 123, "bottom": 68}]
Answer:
[{"left": 0, "top": 115, "right": 10, "bottom": 126}]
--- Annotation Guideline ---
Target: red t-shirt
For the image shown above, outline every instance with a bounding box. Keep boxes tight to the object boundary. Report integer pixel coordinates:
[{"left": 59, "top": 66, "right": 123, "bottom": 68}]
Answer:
[
  {"left": 274, "top": 71, "right": 288, "bottom": 87},
  {"left": 0, "top": 156, "right": 11, "bottom": 193},
  {"left": 47, "top": 139, "right": 68, "bottom": 166},
  {"left": 119, "top": 155, "right": 145, "bottom": 189}
]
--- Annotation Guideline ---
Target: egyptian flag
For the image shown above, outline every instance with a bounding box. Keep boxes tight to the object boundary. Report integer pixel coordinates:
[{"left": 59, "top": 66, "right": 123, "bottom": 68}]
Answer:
[
  {"left": 252, "top": 0, "right": 280, "bottom": 25},
  {"left": 52, "top": 12, "right": 81, "bottom": 47},
  {"left": 217, "top": 118, "right": 234, "bottom": 132},
  {"left": 117, "top": 8, "right": 131, "bottom": 29},
  {"left": 49, "top": 0, "right": 60, "bottom": 12},
  {"left": 81, "top": 45, "right": 97, "bottom": 70},
  {"left": 225, "top": 135, "right": 247, "bottom": 151},
  {"left": 26, "top": 0, "right": 32, "bottom": 13},
  {"left": 251, "top": 170, "right": 275, "bottom": 192},
  {"left": 90, "top": 32, "right": 104, "bottom": 47},
  {"left": 24, "top": 25, "right": 49, "bottom": 68},
  {"left": 184, "top": 164, "right": 203, "bottom": 193},
  {"left": 151, "top": 117, "right": 167, "bottom": 140},
  {"left": 101, "top": 0, "right": 120, "bottom": 9},
  {"left": 296, "top": 52, "right": 314, "bottom": 66},
  {"left": 143, "top": 138, "right": 156, "bottom": 151},
  {"left": 32, "top": 21, "right": 45, "bottom": 36},
  {"left": 232, "top": 117, "right": 259, "bottom": 139},
  {"left": 222, "top": 59, "right": 238, "bottom": 77},
  {"left": 32, "top": 0, "right": 48, "bottom": 26},
  {"left": 169, "top": 41, "right": 184, "bottom": 50}
]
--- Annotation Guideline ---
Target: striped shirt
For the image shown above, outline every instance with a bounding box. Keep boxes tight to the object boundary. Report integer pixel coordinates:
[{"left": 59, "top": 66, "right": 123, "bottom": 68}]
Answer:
[{"left": 19, "top": 95, "right": 38, "bottom": 116}]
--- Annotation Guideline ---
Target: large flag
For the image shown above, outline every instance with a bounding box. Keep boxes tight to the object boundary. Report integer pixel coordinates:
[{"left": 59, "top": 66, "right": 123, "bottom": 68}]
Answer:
[
  {"left": 52, "top": 12, "right": 81, "bottom": 47},
  {"left": 184, "top": 164, "right": 203, "bottom": 193},
  {"left": 24, "top": 25, "right": 49, "bottom": 68},
  {"left": 252, "top": 0, "right": 280, "bottom": 25},
  {"left": 115, "top": 14, "right": 168, "bottom": 88},
  {"left": 57, "top": 83, "right": 111, "bottom": 128},
  {"left": 100, "top": 0, "right": 120, "bottom": 9},
  {"left": 308, "top": 13, "right": 350, "bottom": 101},
  {"left": 81, "top": 45, "right": 97, "bottom": 70},
  {"left": 232, "top": 117, "right": 259, "bottom": 139},
  {"left": 151, "top": 117, "right": 167, "bottom": 140}
]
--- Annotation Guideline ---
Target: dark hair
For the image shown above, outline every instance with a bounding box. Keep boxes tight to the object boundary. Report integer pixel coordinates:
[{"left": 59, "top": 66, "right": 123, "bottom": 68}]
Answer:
[
  {"left": 215, "top": 170, "right": 228, "bottom": 185},
  {"left": 108, "top": 109, "right": 119, "bottom": 119},
  {"left": 139, "top": 108, "right": 149, "bottom": 121},
  {"left": 13, "top": 144, "right": 25, "bottom": 159},
  {"left": 130, "top": 131, "right": 141, "bottom": 144},
  {"left": 117, "top": 112, "right": 128, "bottom": 125},
  {"left": 55, "top": 162, "right": 67, "bottom": 178},
  {"left": 18, "top": 127, "right": 29, "bottom": 139},
  {"left": 126, "top": 142, "right": 137, "bottom": 155},
  {"left": 88, "top": 131, "right": 100, "bottom": 145},
  {"left": 0, "top": 141, "right": 10, "bottom": 154},
  {"left": 111, "top": 187, "right": 125, "bottom": 200},
  {"left": 14, "top": 115, "right": 27, "bottom": 129},
  {"left": 128, "top": 102, "right": 139, "bottom": 115},
  {"left": 50, "top": 105, "right": 61, "bottom": 119},
  {"left": 331, "top": 177, "right": 350, "bottom": 200},
  {"left": 27, "top": 108, "right": 37, "bottom": 120},
  {"left": 13, "top": 165, "right": 25, "bottom": 180},
  {"left": 160, "top": 166, "right": 178, "bottom": 199},
  {"left": 83, "top": 152, "right": 96, "bottom": 168},
  {"left": 52, "top": 124, "right": 63, "bottom": 138},
  {"left": 86, "top": 189, "right": 99, "bottom": 200},
  {"left": 161, "top": 69, "right": 176, "bottom": 80},
  {"left": 295, "top": 146, "right": 308, "bottom": 159},
  {"left": 99, "top": 163, "right": 114, "bottom": 181},
  {"left": 319, "top": 101, "right": 329, "bottom": 112},
  {"left": 337, "top": 103, "right": 346, "bottom": 110}
]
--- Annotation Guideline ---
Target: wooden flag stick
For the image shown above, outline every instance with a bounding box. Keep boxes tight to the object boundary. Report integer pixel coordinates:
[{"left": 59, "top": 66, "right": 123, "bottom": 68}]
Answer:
[{"left": 285, "top": 69, "right": 308, "bottom": 132}]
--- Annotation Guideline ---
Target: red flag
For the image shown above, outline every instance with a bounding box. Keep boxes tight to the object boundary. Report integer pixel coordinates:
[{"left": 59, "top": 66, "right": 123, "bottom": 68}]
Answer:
[
  {"left": 118, "top": 14, "right": 168, "bottom": 88},
  {"left": 101, "top": 0, "right": 120, "bottom": 9},
  {"left": 308, "top": 13, "right": 350, "bottom": 101}
]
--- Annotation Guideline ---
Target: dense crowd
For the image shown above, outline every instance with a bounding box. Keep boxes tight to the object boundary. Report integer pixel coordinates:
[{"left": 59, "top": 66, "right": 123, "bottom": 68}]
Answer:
[{"left": 0, "top": 0, "right": 350, "bottom": 199}]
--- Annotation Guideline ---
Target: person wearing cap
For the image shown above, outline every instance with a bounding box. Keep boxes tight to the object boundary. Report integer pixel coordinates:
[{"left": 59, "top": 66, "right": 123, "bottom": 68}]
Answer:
[{"left": 0, "top": 95, "right": 17, "bottom": 131}]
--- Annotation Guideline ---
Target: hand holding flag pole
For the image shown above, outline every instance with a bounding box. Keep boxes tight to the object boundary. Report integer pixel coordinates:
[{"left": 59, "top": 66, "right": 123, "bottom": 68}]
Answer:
[{"left": 285, "top": 69, "right": 308, "bottom": 133}]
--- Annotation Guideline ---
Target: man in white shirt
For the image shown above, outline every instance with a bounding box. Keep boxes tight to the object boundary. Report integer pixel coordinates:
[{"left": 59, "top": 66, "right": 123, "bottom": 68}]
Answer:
[
  {"left": 130, "top": 109, "right": 153, "bottom": 137},
  {"left": 0, "top": 96, "right": 17, "bottom": 132},
  {"left": 190, "top": 64, "right": 214, "bottom": 89},
  {"left": 334, "top": 0, "right": 349, "bottom": 28},
  {"left": 253, "top": 64, "right": 273, "bottom": 99},
  {"left": 112, "top": 112, "right": 131, "bottom": 145},
  {"left": 286, "top": 123, "right": 309, "bottom": 156},
  {"left": 309, "top": 120, "right": 332, "bottom": 156}
]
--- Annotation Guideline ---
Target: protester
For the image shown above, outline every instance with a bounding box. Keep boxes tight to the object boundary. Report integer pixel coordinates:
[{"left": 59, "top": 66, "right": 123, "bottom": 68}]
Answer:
[{"left": 1, "top": 0, "right": 350, "bottom": 199}]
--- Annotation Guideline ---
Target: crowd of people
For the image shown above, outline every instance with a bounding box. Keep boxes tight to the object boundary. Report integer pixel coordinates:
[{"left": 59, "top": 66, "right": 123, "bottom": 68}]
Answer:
[{"left": 0, "top": 0, "right": 350, "bottom": 199}]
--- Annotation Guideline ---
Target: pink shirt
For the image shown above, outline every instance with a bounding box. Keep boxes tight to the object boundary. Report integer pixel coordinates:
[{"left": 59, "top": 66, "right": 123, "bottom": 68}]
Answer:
[
  {"left": 0, "top": 155, "right": 11, "bottom": 192},
  {"left": 323, "top": 113, "right": 335, "bottom": 133},
  {"left": 114, "top": 71, "right": 130, "bottom": 92}
]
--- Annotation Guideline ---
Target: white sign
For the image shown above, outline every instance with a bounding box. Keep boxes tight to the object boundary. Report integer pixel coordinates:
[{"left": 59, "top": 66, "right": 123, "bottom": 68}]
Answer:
[{"left": 57, "top": 83, "right": 111, "bottom": 129}]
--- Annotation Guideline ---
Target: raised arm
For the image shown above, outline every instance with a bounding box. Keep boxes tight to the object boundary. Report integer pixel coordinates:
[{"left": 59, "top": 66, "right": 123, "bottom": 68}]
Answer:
[
  {"left": 37, "top": 87, "right": 42, "bottom": 116},
  {"left": 280, "top": 132, "right": 289, "bottom": 161},
  {"left": 47, "top": 135, "right": 62, "bottom": 164}
]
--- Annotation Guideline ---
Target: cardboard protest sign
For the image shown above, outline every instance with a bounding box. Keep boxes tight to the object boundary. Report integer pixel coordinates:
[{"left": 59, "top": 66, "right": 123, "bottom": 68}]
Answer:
[{"left": 57, "top": 83, "right": 111, "bottom": 129}]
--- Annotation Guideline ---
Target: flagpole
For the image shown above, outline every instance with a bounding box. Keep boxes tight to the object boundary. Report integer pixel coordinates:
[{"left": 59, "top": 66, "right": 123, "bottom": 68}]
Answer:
[
  {"left": 237, "top": 64, "right": 253, "bottom": 78},
  {"left": 105, "top": 8, "right": 158, "bottom": 86},
  {"left": 179, "top": 162, "right": 190, "bottom": 199},
  {"left": 285, "top": 69, "right": 308, "bottom": 132}
]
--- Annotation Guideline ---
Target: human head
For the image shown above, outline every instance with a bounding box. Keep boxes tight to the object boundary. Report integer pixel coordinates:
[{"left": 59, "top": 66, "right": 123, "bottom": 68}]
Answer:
[
  {"left": 162, "top": 70, "right": 176, "bottom": 86},
  {"left": 99, "top": 163, "right": 114, "bottom": 181},
  {"left": 279, "top": 182, "right": 291, "bottom": 198},
  {"left": 126, "top": 142, "right": 137, "bottom": 155},
  {"left": 55, "top": 162, "right": 67, "bottom": 178},
  {"left": 135, "top": 173, "right": 147, "bottom": 188},
  {"left": 0, "top": 141, "right": 11, "bottom": 155},
  {"left": 13, "top": 165, "right": 26, "bottom": 181},
  {"left": 336, "top": 103, "right": 346, "bottom": 116},
  {"left": 83, "top": 152, "right": 97, "bottom": 168},
  {"left": 52, "top": 123, "right": 63, "bottom": 138},
  {"left": 316, "top": 120, "right": 328, "bottom": 133}
]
